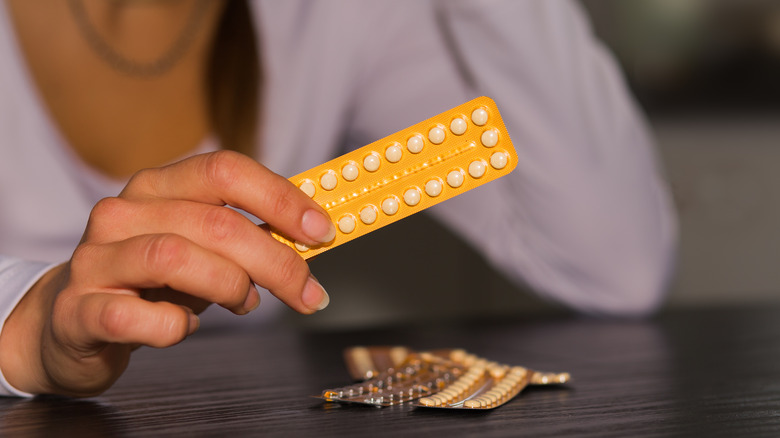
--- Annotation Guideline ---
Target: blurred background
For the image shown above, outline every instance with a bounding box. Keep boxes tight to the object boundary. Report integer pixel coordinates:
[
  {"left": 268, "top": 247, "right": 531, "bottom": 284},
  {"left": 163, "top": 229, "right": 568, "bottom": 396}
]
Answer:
[
  {"left": 299, "top": 0, "right": 780, "bottom": 327},
  {"left": 581, "top": 0, "right": 780, "bottom": 308}
]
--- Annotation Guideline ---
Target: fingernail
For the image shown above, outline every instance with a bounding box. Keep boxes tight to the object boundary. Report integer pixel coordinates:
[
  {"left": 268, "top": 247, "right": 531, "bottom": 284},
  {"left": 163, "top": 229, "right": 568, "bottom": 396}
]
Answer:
[
  {"left": 302, "top": 209, "right": 336, "bottom": 244},
  {"left": 301, "top": 275, "right": 329, "bottom": 312},
  {"left": 243, "top": 284, "right": 261, "bottom": 312},
  {"left": 188, "top": 313, "right": 200, "bottom": 335}
]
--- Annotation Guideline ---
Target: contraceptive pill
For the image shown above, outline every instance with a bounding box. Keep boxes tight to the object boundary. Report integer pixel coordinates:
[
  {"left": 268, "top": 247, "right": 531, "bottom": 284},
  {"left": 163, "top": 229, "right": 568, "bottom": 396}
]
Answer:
[
  {"left": 298, "top": 180, "right": 316, "bottom": 198},
  {"left": 447, "top": 169, "right": 465, "bottom": 188},
  {"left": 450, "top": 117, "right": 468, "bottom": 135},
  {"left": 481, "top": 128, "right": 499, "bottom": 147},
  {"left": 407, "top": 134, "right": 425, "bottom": 153},
  {"left": 271, "top": 97, "right": 517, "bottom": 259},
  {"left": 381, "top": 197, "right": 399, "bottom": 215},
  {"left": 403, "top": 188, "right": 421, "bottom": 206},
  {"left": 385, "top": 143, "right": 403, "bottom": 162},
  {"left": 471, "top": 108, "right": 489, "bottom": 126},
  {"left": 490, "top": 151, "right": 508, "bottom": 169},
  {"left": 428, "top": 126, "right": 446, "bottom": 144},
  {"left": 468, "top": 160, "right": 487, "bottom": 178},
  {"left": 425, "top": 179, "right": 442, "bottom": 197},
  {"left": 363, "top": 153, "right": 381, "bottom": 172},
  {"left": 341, "top": 162, "right": 359, "bottom": 181},
  {"left": 359, "top": 205, "right": 377, "bottom": 225},
  {"left": 319, "top": 346, "right": 570, "bottom": 410},
  {"left": 319, "top": 170, "right": 337, "bottom": 191},
  {"left": 338, "top": 214, "right": 356, "bottom": 234}
]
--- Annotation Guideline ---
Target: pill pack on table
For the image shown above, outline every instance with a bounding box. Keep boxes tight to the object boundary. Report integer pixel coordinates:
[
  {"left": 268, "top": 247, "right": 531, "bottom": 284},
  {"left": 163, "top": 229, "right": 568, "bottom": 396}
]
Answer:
[
  {"left": 318, "top": 346, "right": 570, "bottom": 410},
  {"left": 271, "top": 96, "right": 518, "bottom": 258}
]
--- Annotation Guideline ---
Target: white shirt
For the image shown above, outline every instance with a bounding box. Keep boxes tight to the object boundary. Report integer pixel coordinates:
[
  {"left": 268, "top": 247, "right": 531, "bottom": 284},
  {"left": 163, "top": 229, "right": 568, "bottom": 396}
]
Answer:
[{"left": 0, "top": 0, "right": 677, "bottom": 396}]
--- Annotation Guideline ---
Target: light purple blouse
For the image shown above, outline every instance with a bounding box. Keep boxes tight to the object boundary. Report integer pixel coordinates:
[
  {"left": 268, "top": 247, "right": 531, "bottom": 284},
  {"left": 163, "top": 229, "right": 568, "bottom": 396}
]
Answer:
[{"left": 0, "top": 0, "right": 677, "bottom": 396}]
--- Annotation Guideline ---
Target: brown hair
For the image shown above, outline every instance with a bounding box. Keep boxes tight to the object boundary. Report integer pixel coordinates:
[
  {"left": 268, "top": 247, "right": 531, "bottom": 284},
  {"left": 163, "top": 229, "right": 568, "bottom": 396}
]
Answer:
[{"left": 206, "top": 0, "right": 260, "bottom": 157}]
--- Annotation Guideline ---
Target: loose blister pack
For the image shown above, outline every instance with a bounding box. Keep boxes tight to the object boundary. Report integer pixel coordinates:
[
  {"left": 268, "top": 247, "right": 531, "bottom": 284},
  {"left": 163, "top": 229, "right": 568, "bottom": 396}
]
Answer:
[
  {"left": 318, "top": 346, "right": 570, "bottom": 410},
  {"left": 271, "top": 96, "right": 518, "bottom": 258}
]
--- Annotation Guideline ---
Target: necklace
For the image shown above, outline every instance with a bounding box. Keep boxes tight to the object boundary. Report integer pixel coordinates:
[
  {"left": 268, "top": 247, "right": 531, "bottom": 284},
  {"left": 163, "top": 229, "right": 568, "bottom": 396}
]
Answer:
[{"left": 67, "top": 0, "right": 209, "bottom": 77}]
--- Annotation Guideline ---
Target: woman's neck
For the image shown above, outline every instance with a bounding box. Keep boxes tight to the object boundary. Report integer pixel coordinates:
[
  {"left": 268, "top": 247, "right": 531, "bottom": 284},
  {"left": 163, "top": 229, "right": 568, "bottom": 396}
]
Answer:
[{"left": 6, "top": 0, "right": 225, "bottom": 178}]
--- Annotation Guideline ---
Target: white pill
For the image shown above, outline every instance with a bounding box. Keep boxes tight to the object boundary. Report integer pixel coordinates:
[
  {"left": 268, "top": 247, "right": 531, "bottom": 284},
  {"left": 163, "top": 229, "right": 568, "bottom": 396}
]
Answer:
[
  {"left": 359, "top": 205, "right": 377, "bottom": 224},
  {"left": 425, "top": 179, "right": 442, "bottom": 197},
  {"left": 403, "top": 188, "right": 421, "bottom": 206},
  {"left": 468, "top": 160, "right": 487, "bottom": 178},
  {"left": 481, "top": 128, "right": 499, "bottom": 147},
  {"left": 440, "top": 390, "right": 457, "bottom": 400},
  {"left": 450, "top": 349, "right": 467, "bottom": 362},
  {"left": 490, "top": 151, "right": 508, "bottom": 169},
  {"left": 363, "top": 152, "right": 380, "bottom": 172},
  {"left": 495, "top": 383, "right": 513, "bottom": 392},
  {"left": 471, "top": 108, "right": 488, "bottom": 126},
  {"left": 462, "top": 354, "right": 478, "bottom": 366},
  {"left": 451, "top": 383, "right": 468, "bottom": 393},
  {"left": 450, "top": 117, "right": 467, "bottom": 135},
  {"left": 320, "top": 171, "right": 338, "bottom": 190},
  {"left": 510, "top": 366, "right": 527, "bottom": 377},
  {"left": 419, "top": 397, "right": 435, "bottom": 407},
  {"left": 467, "top": 369, "right": 484, "bottom": 378},
  {"left": 407, "top": 134, "right": 424, "bottom": 153},
  {"left": 381, "top": 197, "right": 399, "bottom": 215},
  {"left": 385, "top": 143, "right": 403, "bottom": 163},
  {"left": 428, "top": 126, "right": 445, "bottom": 144},
  {"left": 341, "top": 163, "right": 359, "bottom": 181},
  {"left": 294, "top": 242, "right": 309, "bottom": 252},
  {"left": 298, "top": 180, "right": 316, "bottom": 198},
  {"left": 464, "top": 400, "right": 481, "bottom": 409},
  {"left": 488, "top": 365, "right": 507, "bottom": 379},
  {"left": 338, "top": 214, "right": 356, "bottom": 234},
  {"left": 447, "top": 170, "right": 464, "bottom": 188},
  {"left": 485, "top": 391, "right": 501, "bottom": 401}
]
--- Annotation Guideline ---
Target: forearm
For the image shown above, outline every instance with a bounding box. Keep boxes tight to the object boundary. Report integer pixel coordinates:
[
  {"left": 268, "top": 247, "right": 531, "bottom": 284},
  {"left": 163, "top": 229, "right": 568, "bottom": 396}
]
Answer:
[{"left": 429, "top": 0, "right": 678, "bottom": 315}]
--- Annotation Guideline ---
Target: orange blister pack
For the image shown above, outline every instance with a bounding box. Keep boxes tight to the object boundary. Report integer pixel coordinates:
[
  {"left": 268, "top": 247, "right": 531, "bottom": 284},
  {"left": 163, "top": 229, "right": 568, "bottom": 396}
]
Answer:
[{"left": 271, "top": 96, "right": 518, "bottom": 259}]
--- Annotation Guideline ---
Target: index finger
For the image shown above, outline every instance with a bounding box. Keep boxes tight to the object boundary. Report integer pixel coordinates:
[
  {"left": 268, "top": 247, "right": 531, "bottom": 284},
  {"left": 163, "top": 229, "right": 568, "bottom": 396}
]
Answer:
[{"left": 120, "top": 151, "right": 336, "bottom": 246}]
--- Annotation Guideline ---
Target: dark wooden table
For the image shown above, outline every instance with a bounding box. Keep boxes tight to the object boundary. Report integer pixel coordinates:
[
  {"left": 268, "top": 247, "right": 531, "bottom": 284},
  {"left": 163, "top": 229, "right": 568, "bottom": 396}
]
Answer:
[{"left": 2, "top": 307, "right": 779, "bottom": 437}]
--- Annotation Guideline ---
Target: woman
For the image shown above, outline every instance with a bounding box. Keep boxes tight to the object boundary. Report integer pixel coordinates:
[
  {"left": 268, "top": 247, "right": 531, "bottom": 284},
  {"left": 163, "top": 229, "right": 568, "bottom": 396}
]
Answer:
[{"left": 0, "top": 0, "right": 676, "bottom": 397}]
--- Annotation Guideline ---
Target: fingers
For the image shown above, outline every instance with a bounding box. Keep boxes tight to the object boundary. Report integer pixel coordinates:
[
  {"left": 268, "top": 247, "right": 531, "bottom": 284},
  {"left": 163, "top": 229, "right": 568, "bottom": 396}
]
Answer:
[
  {"left": 74, "top": 230, "right": 327, "bottom": 314},
  {"left": 82, "top": 200, "right": 326, "bottom": 313},
  {"left": 120, "top": 151, "right": 336, "bottom": 246},
  {"left": 78, "top": 151, "right": 332, "bottom": 316},
  {"left": 72, "top": 234, "right": 257, "bottom": 315},
  {"left": 59, "top": 293, "right": 198, "bottom": 349}
]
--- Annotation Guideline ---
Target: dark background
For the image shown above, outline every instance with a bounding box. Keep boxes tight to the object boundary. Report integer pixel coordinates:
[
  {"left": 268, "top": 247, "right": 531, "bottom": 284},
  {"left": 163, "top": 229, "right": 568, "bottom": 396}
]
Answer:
[{"left": 582, "top": 0, "right": 780, "bottom": 308}]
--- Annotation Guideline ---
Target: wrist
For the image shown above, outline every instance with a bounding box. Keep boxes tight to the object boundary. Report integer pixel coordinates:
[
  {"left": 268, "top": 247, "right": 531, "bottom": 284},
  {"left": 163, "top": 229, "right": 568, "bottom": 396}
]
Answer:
[{"left": 0, "top": 264, "right": 66, "bottom": 395}]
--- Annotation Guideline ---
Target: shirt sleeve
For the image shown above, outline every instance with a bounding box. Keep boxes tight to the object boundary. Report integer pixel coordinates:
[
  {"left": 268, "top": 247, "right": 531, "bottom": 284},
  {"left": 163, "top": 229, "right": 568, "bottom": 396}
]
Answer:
[
  {"left": 0, "top": 256, "right": 54, "bottom": 397},
  {"left": 348, "top": 0, "right": 678, "bottom": 316}
]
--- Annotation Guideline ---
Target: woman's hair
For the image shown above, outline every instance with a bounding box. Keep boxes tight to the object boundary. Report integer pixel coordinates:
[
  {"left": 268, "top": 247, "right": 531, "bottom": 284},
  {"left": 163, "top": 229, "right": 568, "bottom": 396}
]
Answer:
[{"left": 206, "top": 0, "right": 260, "bottom": 157}]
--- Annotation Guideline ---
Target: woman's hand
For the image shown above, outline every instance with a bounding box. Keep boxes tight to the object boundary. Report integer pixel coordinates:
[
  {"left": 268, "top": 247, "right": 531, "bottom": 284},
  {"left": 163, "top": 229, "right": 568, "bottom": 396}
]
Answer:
[{"left": 0, "top": 151, "right": 334, "bottom": 397}]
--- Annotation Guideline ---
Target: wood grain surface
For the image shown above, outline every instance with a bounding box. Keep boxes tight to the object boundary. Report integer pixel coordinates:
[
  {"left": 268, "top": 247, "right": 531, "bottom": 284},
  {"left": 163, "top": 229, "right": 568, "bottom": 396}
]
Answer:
[{"left": 1, "top": 307, "right": 779, "bottom": 437}]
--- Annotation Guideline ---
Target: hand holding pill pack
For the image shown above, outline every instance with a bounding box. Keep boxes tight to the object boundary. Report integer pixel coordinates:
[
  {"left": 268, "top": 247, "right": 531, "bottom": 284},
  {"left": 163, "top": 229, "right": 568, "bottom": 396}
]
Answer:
[
  {"left": 295, "top": 99, "right": 566, "bottom": 410},
  {"left": 271, "top": 96, "right": 518, "bottom": 258},
  {"left": 319, "top": 346, "right": 570, "bottom": 410}
]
